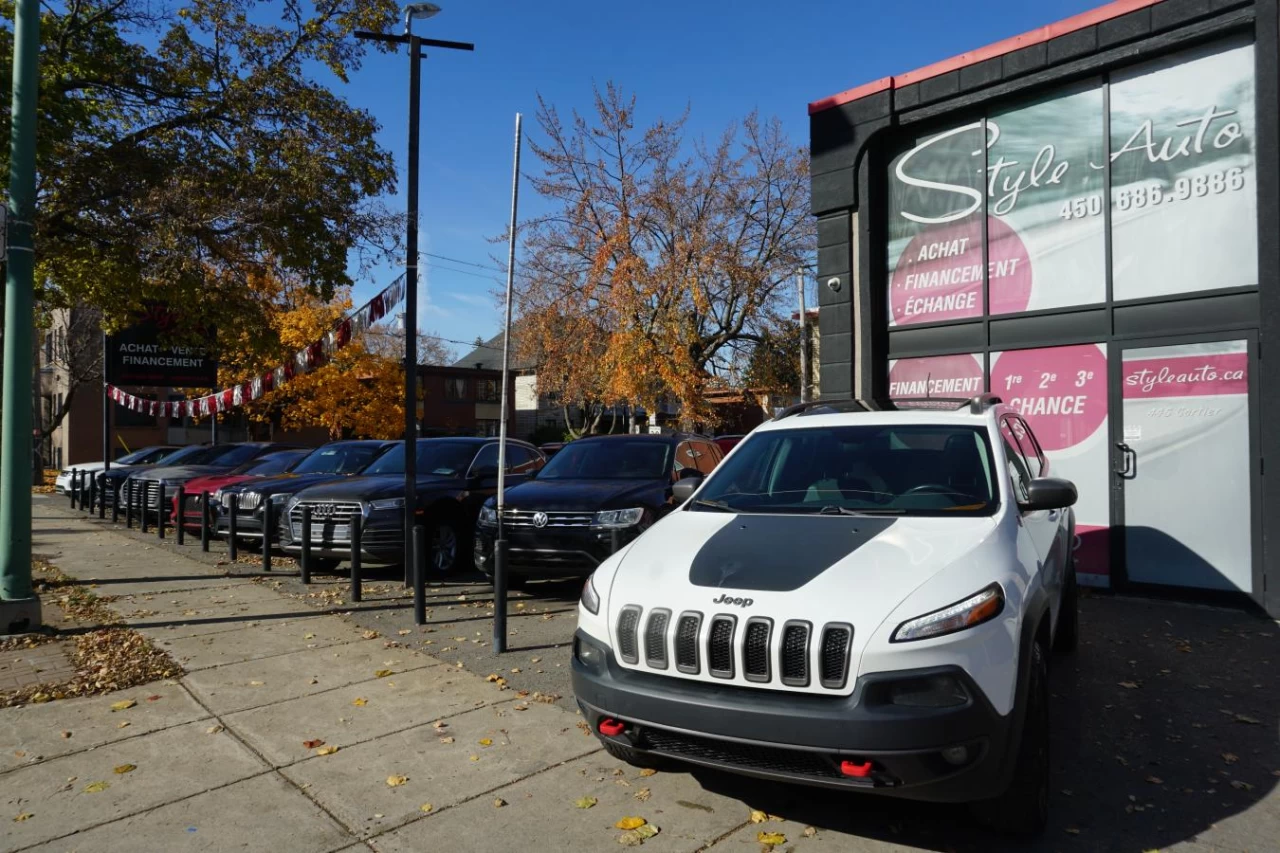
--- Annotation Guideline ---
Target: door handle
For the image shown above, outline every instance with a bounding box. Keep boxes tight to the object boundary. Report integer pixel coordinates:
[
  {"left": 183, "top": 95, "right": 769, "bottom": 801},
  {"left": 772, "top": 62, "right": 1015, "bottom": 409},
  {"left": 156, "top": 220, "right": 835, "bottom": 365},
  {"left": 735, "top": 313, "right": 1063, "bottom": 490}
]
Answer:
[{"left": 1114, "top": 442, "right": 1137, "bottom": 480}]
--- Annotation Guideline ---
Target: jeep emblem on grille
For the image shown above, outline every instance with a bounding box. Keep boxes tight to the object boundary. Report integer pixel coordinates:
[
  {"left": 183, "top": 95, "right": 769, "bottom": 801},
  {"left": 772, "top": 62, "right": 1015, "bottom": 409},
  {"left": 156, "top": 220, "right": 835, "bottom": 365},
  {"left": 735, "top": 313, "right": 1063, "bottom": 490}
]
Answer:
[
  {"left": 532, "top": 511, "right": 549, "bottom": 528},
  {"left": 712, "top": 593, "right": 754, "bottom": 607},
  {"left": 313, "top": 503, "right": 335, "bottom": 519}
]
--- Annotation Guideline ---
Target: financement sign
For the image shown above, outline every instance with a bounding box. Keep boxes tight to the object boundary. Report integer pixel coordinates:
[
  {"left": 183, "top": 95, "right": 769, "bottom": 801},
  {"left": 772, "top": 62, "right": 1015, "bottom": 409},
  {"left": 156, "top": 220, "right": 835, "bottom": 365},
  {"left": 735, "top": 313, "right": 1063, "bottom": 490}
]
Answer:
[{"left": 106, "top": 303, "right": 217, "bottom": 388}]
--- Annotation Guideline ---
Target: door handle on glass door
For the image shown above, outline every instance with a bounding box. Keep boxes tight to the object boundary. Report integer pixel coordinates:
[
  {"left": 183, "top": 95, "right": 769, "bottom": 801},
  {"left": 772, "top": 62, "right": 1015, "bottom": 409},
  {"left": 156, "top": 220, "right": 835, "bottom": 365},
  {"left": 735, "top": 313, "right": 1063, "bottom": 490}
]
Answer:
[{"left": 1115, "top": 443, "right": 1138, "bottom": 480}]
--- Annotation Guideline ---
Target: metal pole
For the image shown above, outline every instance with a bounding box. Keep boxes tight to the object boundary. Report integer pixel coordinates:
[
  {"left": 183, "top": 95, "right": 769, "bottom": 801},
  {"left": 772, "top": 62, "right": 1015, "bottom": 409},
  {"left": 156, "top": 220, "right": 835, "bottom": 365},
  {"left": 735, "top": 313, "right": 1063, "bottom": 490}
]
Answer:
[
  {"left": 111, "top": 479, "right": 120, "bottom": 524},
  {"left": 261, "top": 499, "right": 273, "bottom": 572},
  {"left": 493, "top": 113, "right": 523, "bottom": 654},
  {"left": 228, "top": 493, "right": 238, "bottom": 561},
  {"left": 0, "top": 0, "right": 41, "bottom": 626},
  {"left": 350, "top": 515, "right": 362, "bottom": 603},
  {"left": 210, "top": 410, "right": 217, "bottom": 445},
  {"left": 102, "top": 336, "right": 111, "bottom": 481},
  {"left": 126, "top": 480, "right": 134, "bottom": 528},
  {"left": 413, "top": 524, "right": 426, "bottom": 624},
  {"left": 156, "top": 482, "right": 166, "bottom": 540},
  {"left": 403, "top": 31, "right": 421, "bottom": 599},
  {"left": 300, "top": 506, "right": 312, "bottom": 584},
  {"left": 89, "top": 472, "right": 97, "bottom": 514},
  {"left": 199, "top": 493, "right": 210, "bottom": 551},
  {"left": 175, "top": 487, "right": 185, "bottom": 546},
  {"left": 69, "top": 469, "right": 78, "bottom": 508},
  {"left": 140, "top": 482, "right": 150, "bottom": 533},
  {"left": 797, "top": 270, "right": 808, "bottom": 405}
]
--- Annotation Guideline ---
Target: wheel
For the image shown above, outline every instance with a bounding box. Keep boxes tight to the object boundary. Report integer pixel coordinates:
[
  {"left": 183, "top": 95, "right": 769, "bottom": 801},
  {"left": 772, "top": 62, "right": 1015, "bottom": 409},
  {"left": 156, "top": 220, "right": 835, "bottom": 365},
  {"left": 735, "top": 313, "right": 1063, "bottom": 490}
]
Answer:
[
  {"left": 970, "top": 641, "right": 1050, "bottom": 836},
  {"left": 308, "top": 557, "right": 341, "bottom": 573},
  {"left": 428, "top": 518, "right": 461, "bottom": 575},
  {"left": 601, "top": 739, "right": 674, "bottom": 771},
  {"left": 1054, "top": 569, "right": 1079, "bottom": 655}
]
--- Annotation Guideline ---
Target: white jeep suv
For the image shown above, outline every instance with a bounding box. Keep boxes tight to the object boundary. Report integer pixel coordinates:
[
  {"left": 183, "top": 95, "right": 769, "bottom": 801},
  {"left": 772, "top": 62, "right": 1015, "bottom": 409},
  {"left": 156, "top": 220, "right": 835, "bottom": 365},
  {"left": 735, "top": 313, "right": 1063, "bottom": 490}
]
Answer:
[{"left": 571, "top": 395, "right": 1078, "bottom": 835}]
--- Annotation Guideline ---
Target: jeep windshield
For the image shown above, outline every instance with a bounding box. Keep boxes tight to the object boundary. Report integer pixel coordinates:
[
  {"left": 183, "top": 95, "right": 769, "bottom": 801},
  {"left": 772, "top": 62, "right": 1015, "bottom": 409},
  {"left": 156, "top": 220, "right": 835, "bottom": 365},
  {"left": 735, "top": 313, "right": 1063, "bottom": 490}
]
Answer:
[
  {"left": 535, "top": 439, "right": 672, "bottom": 480},
  {"left": 688, "top": 424, "right": 998, "bottom": 517}
]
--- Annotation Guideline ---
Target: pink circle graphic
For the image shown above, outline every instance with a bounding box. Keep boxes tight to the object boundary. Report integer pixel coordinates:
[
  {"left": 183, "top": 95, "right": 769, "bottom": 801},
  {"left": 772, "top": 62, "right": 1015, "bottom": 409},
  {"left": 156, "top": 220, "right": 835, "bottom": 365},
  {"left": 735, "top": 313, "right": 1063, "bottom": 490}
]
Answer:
[
  {"left": 991, "top": 345, "right": 1107, "bottom": 452},
  {"left": 888, "top": 354, "right": 984, "bottom": 400},
  {"left": 890, "top": 217, "right": 1032, "bottom": 325}
]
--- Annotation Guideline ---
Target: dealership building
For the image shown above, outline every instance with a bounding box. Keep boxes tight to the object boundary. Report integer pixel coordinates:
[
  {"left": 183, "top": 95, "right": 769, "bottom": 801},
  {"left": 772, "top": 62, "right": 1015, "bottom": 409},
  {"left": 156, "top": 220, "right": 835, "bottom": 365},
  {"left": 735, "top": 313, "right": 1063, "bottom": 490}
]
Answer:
[{"left": 809, "top": 0, "right": 1279, "bottom": 617}]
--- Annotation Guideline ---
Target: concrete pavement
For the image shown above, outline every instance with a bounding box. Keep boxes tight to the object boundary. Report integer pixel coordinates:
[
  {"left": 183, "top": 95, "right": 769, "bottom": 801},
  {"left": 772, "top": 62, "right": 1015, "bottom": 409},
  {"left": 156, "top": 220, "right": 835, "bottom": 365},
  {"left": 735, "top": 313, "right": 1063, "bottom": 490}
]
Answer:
[{"left": 3, "top": 496, "right": 1278, "bottom": 852}]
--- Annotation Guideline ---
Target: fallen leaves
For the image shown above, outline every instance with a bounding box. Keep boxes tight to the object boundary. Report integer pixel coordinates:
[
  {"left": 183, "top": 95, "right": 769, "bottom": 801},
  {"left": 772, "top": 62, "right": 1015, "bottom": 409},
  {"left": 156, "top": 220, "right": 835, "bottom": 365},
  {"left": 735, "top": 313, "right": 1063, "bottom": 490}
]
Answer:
[
  {"left": 60, "top": 731, "right": 72, "bottom": 739},
  {"left": 1230, "top": 780, "right": 1255, "bottom": 792},
  {"left": 616, "top": 817, "right": 647, "bottom": 830},
  {"left": 637, "top": 768, "right": 657, "bottom": 777},
  {"left": 386, "top": 775, "right": 408, "bottom": 787},
  {"left": 84, "top": 781, "right": 110, "bottom": 793},
  {"left": 749, "top": 810, "right": 768, "bottom": 824},
  {"left": 803, "top": 826, "right": 817, "bottom": 838},
  {"left": 439, "top": 737, "right": 455, "bottom": 744},
  {"left": 574, "top": 796, "right": 598, "bottom": 809},
  {"left": 618, "top": 823, "right": 659, "bottom": 846},
  {"left": 374, "top": 669, "right": 394, "bottom": 678},
  {"left": 478, "top": 738, "right": 493, "bottom": 747},
  {"left": 1118, "top": 681, "right": 1139, "bottom": 690},
  {"left": 113, "top": 764, "right": 137, "bottom": 775},
  {"left": 1235, "top": 714, "right": 1262, "bottom": 725},
  {"left": 302, "top": 739, "right": 325, "bottom": 750},
  {"left": 1223, "top": 752, "right": 1240, "bottom": 764},
  {"left": 352, "top": 698, "right": 368, "bottom": 707},
  {"left": 206, "top": 725, "right": 224, "bottom": 735},
  {"left": 756, "top": 831, "right": 786, "bottom": 847},
  {"left": 13, "top": 812, "right": 34, "bottom": 822},
  {"left": 420, "top": 803, "right": 433, "bottom": 813},
  {"left": 493, "top": 798, "right": 507, "bottom": 808},
  {"left": 633, "top": 788, "right": 651, "bottom": 802},
  {"left": 110, "top": 700, "right": 136, "bottom": 712},
  {"left": 362, "top": 631, "right": 380, "bottom": 640},
  {"left": 315, "top": 746, "right": 339, "bottom": 756},
  {"left": 1145, "top": 775, "right": 1163, "bottom": 785}
]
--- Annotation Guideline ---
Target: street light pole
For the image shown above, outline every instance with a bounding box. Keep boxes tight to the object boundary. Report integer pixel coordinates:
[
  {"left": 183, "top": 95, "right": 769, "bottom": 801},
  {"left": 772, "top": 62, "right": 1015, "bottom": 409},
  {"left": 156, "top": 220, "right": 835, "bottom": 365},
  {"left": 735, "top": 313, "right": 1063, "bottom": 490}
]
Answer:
[
  {"left": 355, "top": 7, "right": 472, "bottom": 624},
  {"left": 0, "top": 0, "right": 43, "bottom": 633}
]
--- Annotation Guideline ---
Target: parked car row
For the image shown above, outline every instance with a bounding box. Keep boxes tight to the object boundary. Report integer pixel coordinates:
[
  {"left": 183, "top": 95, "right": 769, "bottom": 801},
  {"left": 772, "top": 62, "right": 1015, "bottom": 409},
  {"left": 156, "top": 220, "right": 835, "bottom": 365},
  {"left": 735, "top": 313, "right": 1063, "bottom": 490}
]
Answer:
[{"left": 68, "top": 429, "right": 736, "bottom": 580}]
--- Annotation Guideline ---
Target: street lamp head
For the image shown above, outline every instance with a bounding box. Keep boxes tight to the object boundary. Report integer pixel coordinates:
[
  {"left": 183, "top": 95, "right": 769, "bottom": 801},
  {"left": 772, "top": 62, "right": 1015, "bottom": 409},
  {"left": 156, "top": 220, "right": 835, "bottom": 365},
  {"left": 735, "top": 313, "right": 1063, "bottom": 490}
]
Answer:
[{"left": 403, "top": 2, "right": 441, "bottom": 33}]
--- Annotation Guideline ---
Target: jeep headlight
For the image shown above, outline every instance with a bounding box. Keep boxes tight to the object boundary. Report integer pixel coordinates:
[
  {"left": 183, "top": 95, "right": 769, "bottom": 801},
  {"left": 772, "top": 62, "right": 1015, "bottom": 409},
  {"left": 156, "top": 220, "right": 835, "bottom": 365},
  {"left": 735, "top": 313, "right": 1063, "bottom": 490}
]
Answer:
[
  {"left": 594, "top": 507, "right": 644, "bottom": 528},
  {"left": 478, "top": 505, "right": 498, "bottom": 526},
  {"left": 580, "top": 573, "right": 601, "bottom": 615},
  {"left": 891, "top": 584, "right": 1004, "bottom": 643},
  {"left": 369, "top": 497, "right": 405, "bottom": 511}
]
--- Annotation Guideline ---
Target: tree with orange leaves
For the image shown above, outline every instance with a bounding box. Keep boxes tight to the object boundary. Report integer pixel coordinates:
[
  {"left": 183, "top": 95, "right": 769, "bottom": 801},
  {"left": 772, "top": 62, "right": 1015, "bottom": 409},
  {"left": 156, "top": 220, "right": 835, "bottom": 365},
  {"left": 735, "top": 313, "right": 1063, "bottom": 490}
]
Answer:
[{"left": 515, "top": 84, "right": 813, "bottom": 430}]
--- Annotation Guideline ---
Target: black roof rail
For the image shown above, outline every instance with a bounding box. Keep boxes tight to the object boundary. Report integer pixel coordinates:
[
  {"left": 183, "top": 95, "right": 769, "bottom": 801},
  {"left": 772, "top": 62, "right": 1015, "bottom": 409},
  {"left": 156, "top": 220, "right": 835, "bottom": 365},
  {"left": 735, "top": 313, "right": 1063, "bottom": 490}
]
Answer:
[
  {"left": 774, "top": 394, "right": 1003, "bottom": 420},
  {"left": 772, "top": 399, "right": 873, "bottom": 420},
  {"left": 891, "top": 394, "right": 1003, "bottom": 414}
]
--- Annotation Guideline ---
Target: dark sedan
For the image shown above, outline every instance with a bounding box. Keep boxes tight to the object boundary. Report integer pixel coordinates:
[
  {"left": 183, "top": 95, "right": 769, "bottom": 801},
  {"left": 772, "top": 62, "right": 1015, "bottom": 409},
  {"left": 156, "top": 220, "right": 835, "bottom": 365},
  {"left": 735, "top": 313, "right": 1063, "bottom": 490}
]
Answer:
[
  {"left": 473, "top": 432, "right": 723, "bottom": 584},
  {"left": 279, "top": 438, "right": 543, "bottom": 574},
  {"left": 121, "top": 442, "right": 306, "bottom": 518},
  {"left": 99, "top": 443, "right": 223, "bottom": 507},
  {"left": 212, "top": 440, "right": 397, "bottom": 555}
]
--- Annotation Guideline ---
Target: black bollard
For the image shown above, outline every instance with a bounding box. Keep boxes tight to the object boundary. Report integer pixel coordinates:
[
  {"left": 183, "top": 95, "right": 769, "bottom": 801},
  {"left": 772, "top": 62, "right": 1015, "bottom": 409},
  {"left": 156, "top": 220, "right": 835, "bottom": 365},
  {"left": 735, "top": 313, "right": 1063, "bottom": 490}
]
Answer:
[
  {"left": 413, "top": 524, "right": 426, "bottom": 625},
  {"left": 261, "top": 498, "right": 273, "bottom": 572},
  {"left": 493, "top": 538, "right": 509, "bottom": 654},
  {"left": 111, "top": 479, "right": 120, "bottom": 524},
  {"left": 96, "top": 475, "right": 105, "bottom": 519},
  {"left": 156, "top": 482, "right": 166, "bottom": 540},
  {"left": 228, "top": 493, "right": 239, "bottom": 562},
  {"left": 200, "top": 493, "right": 210, "bottom": 552},
  {"left": 88, "top": 472, "right": 97, "bottom": 514},
  {"left": 349, "top": 515, "right": 362, "bottom": 603},
  {"left": 610, "top": 527, "right": 621, "bottom": 554},
  {"left": 69, "top": 469, "right": 78, "bottom": 508},
  {"left": 140, "top": 482, "right": 150, "bottom": 534},
  {"left": 300, "top": 505, "right": 312, "bottom": 584},
  {"left": 175, "top": 487, "right": 186, "bottom": 545},
  {"left": 125, "top": 480, "right": 134, "bottom": 528}
]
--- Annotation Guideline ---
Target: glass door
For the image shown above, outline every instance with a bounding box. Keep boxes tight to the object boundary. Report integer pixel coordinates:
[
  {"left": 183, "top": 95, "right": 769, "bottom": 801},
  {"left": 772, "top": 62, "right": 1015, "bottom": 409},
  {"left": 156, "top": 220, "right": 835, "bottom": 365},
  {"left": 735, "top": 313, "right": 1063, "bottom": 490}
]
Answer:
[{"left": 1111, "top": 336, "right": 1257, "bottom": 593}]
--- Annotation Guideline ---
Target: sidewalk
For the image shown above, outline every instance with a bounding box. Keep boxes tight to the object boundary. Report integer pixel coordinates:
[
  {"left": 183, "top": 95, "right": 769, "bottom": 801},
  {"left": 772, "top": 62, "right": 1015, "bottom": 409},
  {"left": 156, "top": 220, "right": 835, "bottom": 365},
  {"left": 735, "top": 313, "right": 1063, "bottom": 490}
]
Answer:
[{"left": 4, "top": 497, "right": 1278, "bottom": 852}]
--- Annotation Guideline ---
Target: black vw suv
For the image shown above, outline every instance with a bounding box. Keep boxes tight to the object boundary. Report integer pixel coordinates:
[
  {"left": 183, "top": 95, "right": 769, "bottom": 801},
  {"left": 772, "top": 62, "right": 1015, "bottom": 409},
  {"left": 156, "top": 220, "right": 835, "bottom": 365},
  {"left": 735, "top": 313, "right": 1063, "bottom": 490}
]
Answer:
[{"left": 473, "top": 433, "right": 723, "bottom": 585}]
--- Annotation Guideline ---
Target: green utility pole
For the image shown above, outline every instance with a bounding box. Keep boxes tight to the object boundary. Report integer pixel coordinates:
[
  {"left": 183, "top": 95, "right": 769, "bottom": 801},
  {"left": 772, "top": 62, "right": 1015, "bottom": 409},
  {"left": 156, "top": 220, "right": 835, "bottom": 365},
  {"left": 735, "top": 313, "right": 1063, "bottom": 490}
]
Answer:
[{"left": 0, "top": 0, "right": 43, "bottom": 632}]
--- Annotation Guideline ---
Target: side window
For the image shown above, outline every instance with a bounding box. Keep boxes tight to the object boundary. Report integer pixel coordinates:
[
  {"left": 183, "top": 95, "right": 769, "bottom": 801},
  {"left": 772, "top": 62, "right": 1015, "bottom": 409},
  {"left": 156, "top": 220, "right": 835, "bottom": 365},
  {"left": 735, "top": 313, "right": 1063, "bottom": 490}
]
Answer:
[
  {"left": 691, "top": 441, "right": 719, "bottom": 475},
  {"left": 999, "top": 419, "right": 1033, "bottom": 502},
  {"left": 469, "top": 443, "right": 500, "bottom": 476},
  {"left": 1012, "top": 417, "right": 1046, "bottom": 478},
  {"left": 506, "top": 445, "right": 540, "bottom": 475},
  {"left": 674, "top": 441, "right": 697, "bottom": 475}
]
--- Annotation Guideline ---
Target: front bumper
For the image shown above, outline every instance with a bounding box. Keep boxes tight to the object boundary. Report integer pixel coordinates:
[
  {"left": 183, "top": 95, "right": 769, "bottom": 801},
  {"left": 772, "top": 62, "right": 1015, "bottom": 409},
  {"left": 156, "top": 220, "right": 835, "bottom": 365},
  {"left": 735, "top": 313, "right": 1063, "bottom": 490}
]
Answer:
[
  {"left": 474, "top": 525, "right": 639, "bottom": 577},
  {"left": 277, "top": 509, "right": 405, "bottom": 565},
  {"left": 571, "top": 630, "right": 1015, "bottom": 802}
]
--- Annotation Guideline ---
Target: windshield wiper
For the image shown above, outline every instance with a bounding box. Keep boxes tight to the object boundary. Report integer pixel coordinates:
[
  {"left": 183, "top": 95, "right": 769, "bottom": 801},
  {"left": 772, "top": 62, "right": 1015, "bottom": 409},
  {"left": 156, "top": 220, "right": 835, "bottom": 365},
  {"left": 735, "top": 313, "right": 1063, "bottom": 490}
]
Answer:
[
  {"left": 817, "top": 505, "right": 905, "bottom": 516},
  {"left": 690, "top": 498, "right": 735, "bottom": 512}
]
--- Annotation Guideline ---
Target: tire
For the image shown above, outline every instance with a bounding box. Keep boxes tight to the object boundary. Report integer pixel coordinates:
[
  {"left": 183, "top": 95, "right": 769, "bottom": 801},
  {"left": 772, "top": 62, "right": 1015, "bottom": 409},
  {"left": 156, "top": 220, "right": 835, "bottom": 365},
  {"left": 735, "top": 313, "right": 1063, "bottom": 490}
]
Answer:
[
  {"left": 427, "top": 517, "right": 462, "bottom": 576},
  {"left": 309, "top": 557, "right": 341, "bottom": 573},
  {"left": 970, "top": 640, "right": 1050, "bottom": 836},
  {"left": 1054, "top": 569, "right": 1079, "bottom": 655},
  {"left": 601, "top": 739, "right": 673, "bottom": 772}
]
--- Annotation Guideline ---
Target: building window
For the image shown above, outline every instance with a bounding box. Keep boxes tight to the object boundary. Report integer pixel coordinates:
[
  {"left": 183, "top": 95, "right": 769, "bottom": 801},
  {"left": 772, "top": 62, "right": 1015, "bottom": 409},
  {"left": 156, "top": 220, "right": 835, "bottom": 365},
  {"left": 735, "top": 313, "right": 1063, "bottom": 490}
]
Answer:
[
  {"left": 446, "top": 378, "right": 468, "bottom": 402},
  {"left": 476, "top": 378, "right": 499, "bottom": 402},
  {"left": 476, "top": 419, "right": 500, "bottom": 437}
]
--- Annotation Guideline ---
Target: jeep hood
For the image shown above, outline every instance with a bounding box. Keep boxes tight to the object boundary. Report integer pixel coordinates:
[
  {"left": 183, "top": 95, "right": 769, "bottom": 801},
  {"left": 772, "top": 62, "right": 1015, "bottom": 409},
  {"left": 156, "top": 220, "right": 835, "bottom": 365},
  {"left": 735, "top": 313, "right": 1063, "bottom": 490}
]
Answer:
[{"left": 604, "top": 509, "right": 1000, "bottom": 688}]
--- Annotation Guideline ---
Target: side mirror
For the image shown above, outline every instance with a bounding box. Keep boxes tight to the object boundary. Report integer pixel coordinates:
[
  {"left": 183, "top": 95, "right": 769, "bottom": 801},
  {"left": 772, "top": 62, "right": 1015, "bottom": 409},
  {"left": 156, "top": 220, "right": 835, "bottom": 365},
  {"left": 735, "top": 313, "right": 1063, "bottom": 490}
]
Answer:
[
  {"left": 671, "top": 474, "right": 703, "bottom": 505},
  {"left": 1020, "top": 477, "right": 1077, "bottom": 512}
]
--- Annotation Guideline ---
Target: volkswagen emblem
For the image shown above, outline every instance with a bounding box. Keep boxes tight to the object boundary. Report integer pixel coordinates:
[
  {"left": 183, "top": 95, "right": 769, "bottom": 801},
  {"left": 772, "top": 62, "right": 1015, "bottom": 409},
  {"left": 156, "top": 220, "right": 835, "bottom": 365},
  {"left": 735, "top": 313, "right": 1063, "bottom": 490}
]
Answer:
[
  {"left": 313, "top": 503, "right": 335, "bottom": 519},
  {"left": 532, "top": 511, "right": 549, "bottom": 528}
]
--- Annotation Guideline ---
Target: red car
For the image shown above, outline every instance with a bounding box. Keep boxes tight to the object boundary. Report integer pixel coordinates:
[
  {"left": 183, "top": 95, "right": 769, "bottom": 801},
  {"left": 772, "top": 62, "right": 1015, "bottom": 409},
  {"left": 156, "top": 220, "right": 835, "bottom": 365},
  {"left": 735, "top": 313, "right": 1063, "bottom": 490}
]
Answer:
[
  {"left": 713, "top": 434, "right": 744, "bottom": 454},
  {"left": 172, "top": 450, "right": 309, "bottom": 530}
]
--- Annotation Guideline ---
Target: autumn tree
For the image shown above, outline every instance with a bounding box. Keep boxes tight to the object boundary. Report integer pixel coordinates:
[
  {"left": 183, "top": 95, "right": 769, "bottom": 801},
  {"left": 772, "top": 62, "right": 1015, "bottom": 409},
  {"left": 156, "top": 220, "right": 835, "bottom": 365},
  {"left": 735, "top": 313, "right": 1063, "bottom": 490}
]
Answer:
[
  {"left": 516, "top": 85, "right": 813, "bottom": 427},
  {"left": 0, "top": 0, "right": 402, "bottom": 353}
]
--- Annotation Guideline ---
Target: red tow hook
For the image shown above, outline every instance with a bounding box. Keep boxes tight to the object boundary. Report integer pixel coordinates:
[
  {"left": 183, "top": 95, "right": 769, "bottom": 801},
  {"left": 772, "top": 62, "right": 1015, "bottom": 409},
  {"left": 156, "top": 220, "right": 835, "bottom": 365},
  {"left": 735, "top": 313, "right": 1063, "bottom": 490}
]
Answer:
[
  {"left": 839, "top": 760, "right": 874, "bottom": 778},
  {"left": 598, "top": 718, "right": 626, "bottom": 737}
]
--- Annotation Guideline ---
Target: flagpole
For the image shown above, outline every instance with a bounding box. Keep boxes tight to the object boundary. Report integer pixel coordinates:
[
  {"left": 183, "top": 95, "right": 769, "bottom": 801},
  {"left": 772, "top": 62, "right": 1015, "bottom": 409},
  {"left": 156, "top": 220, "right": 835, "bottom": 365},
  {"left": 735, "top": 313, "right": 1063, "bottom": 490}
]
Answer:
[{"left": 493, "top": 113, "right": 522, "bottom": 655}]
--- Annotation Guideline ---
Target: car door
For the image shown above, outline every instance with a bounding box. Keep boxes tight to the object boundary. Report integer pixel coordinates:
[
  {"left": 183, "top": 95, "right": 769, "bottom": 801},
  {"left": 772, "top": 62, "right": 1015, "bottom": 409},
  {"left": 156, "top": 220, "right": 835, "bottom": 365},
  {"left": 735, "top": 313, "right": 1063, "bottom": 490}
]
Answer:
[{"left": 1001, "top": 416, "right": 1065, "bottom": 605}]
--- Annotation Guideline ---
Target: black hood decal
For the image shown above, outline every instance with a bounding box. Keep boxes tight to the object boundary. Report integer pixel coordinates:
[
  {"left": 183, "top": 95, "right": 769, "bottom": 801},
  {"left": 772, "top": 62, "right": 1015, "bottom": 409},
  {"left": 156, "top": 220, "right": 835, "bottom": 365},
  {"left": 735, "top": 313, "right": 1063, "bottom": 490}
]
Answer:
[{"left": 688, "top": 515, "right": 896, "bottom": 592}]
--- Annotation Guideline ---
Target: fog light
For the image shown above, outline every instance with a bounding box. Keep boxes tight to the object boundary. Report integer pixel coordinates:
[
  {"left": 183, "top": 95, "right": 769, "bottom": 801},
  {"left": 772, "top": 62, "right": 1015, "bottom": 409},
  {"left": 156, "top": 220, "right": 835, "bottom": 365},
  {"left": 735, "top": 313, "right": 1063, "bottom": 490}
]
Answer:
[
  {"left": 473, "top": 539, "right": 487, "bottom": 565},
  {"left": 941, "top": 745, "right": 970, "bottom": 766},
  {"left": 575, "top": 636, "right": 605, "bottom": 667},
  {"left": 886, "top": 674, "right": 968, "bottom": 708}
]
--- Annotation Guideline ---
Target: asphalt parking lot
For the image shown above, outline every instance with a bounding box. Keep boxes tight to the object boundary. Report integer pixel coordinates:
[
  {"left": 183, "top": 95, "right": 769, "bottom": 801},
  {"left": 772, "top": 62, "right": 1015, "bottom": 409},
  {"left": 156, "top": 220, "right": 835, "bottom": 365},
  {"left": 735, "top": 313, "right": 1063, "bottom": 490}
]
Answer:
[{"left": 58, "top": 505, "right": 1280, "bottom": 851}]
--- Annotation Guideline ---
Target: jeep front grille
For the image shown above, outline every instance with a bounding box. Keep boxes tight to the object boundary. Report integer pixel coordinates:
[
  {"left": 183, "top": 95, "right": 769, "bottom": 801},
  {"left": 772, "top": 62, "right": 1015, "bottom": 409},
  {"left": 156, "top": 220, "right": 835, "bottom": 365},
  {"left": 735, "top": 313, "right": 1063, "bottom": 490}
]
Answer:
[
  {"left": 643, "top": 610, "right": 670, "bottom": 669},
  {"left": 820, "top": 623, "right": 854, "bottom": 689},
  {"left": 707, "top": 616, "right": 736, "bottom": 678},
  {"left": 614, "top": 606, "right": 852, "bottom": 692},
  {"left": 780, "top": 622, "right": 811, "bottom": 687}
]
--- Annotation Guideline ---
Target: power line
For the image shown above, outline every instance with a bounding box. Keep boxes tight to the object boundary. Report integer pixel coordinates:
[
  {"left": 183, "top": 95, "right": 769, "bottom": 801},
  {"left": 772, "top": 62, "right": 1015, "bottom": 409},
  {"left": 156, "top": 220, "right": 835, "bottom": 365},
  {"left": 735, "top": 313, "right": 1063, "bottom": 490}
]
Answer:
[{"left": 423, "top": 252, "right": 505, "bottom": 273}]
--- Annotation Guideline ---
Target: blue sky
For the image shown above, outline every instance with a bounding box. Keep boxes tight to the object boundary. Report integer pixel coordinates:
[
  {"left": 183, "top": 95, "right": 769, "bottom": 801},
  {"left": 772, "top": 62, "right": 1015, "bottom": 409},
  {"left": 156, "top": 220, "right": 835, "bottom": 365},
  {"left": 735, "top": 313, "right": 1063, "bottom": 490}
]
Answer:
[{"left": 341, "top": 0, "right": 1103, "bottom": 359}]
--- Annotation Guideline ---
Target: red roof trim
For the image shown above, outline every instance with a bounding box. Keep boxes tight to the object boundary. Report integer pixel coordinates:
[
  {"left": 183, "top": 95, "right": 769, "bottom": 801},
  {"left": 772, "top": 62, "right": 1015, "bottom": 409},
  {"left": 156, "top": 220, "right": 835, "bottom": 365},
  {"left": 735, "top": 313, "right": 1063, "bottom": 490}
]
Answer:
[{"left": 808, "top": 0, "right": 1164, "bottom": 115}]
